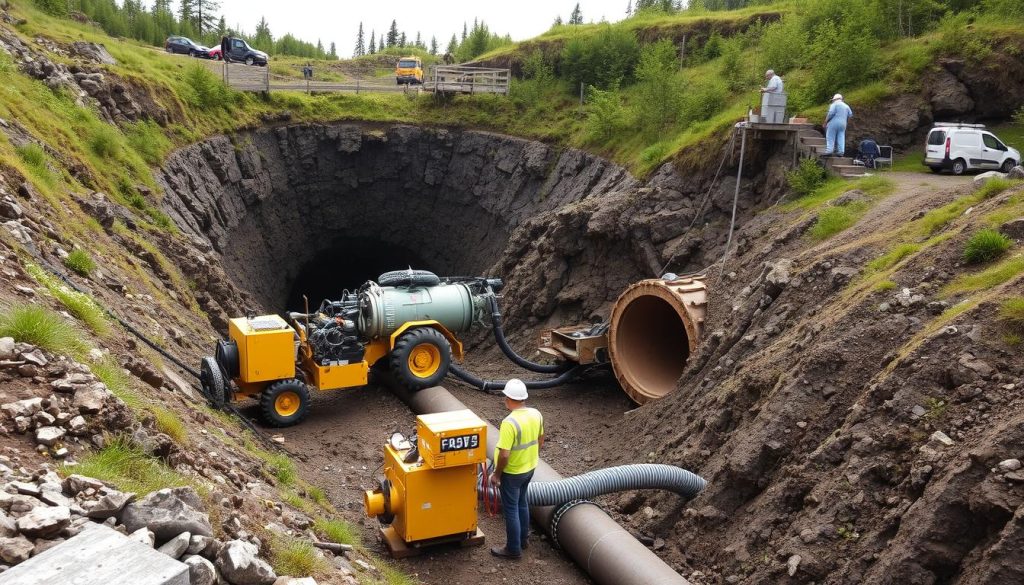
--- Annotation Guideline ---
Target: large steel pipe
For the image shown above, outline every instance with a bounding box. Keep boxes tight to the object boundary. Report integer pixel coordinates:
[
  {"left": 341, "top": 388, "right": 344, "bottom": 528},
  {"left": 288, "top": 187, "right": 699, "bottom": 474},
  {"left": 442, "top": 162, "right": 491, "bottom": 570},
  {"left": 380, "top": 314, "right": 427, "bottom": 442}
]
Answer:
[
  {"left": 609, "top": 276, "right": 707, "bottom": 404},
  {"left": 390, "top": 384, "right": 691, "bottom": 585}
]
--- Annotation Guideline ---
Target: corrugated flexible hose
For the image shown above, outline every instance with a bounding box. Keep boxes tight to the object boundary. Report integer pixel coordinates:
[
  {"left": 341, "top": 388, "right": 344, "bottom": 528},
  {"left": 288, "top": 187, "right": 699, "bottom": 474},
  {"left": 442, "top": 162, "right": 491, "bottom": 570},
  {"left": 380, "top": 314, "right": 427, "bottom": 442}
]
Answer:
[{"left": 479, "top": 463, "right": 706, "bottom": 506}]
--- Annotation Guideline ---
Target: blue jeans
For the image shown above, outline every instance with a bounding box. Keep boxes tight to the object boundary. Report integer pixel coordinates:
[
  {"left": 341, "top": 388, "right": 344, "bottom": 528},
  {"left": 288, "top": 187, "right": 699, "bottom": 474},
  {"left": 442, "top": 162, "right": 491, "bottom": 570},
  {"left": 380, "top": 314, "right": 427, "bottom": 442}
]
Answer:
[
  {"left": 825, "top": 122, "right": 847, "bottom": 155},
  {"left": 499, "top": 469, "right": 533, "bottom": 555}
]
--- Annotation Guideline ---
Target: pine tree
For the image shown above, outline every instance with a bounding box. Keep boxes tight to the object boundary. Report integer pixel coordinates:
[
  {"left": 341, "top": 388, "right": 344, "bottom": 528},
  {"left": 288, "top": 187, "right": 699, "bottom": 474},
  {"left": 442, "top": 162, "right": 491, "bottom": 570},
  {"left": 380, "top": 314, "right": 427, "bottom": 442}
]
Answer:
[
  {"left": 461, "top": 22, "right": 467, "bottom": 42},
  {"left": 316, "top": 39, "right": 323, "bottom": 56},
  {"left": 254, "top": 16, "right": 272, "bottom": 51},
  {"left": 380, "top": 33, "right": 385, "bottom": 52},
  {"left": 446, "top": 33, "right": 458, "bottom": 55},
  {"left": 178, "top": 0, "right": 196, "bottom": 33},
  {"left": 195, "top": 0, "right": 220, "bottom": 36},
  {"left": 430, "top": 35, "right": 438, "bottom": 55},
  {"left": 354, "top": 22, "right": 365, "bottom": 56},
  {"left": 569, "top": 3, "right": 583, "bottom": 24},
  {"left": 216, "top": 15, "right": 227, "bottom": 38},
  {"left": 553, "top": 15, "right": 563, "bottom": 26},
  {"left": 414, "top": 31, "right": 422, "bottom": 49},
  {"left": 329, "top": 42, "right": 337, "bottom": 58},
  {"left": 626, "top": 0, "right": 633, "bottom": 15},
  {"left": 399, "top": 32, "right": 406, "bottom": 47},
  {"left": 387, "top": 19, "right": 399, "bottom": 47},
  {"left": 368, "top": 30, "right": 376, "bottom": 54}
]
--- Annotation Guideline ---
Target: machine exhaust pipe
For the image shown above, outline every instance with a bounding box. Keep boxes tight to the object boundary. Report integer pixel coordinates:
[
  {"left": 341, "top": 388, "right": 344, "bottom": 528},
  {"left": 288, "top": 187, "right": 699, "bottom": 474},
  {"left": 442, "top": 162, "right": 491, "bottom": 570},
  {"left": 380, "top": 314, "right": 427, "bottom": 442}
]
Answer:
[
  {"left": 389, "top": 384, "right": 692, "bottom": 585},
  {"left": 608, "top": 276, "right": 707, "bottom": 404}
]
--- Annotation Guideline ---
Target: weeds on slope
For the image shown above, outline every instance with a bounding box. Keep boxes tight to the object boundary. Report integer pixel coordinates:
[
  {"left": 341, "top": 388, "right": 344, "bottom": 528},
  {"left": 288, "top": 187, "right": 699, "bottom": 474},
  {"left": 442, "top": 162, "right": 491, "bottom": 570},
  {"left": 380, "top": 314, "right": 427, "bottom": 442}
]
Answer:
[
  {"left": 0, "top": 303, "right": 88, "bottom": 356},
  {"left": 963, "top": 229, "right": 1013, "bottom": 264}
]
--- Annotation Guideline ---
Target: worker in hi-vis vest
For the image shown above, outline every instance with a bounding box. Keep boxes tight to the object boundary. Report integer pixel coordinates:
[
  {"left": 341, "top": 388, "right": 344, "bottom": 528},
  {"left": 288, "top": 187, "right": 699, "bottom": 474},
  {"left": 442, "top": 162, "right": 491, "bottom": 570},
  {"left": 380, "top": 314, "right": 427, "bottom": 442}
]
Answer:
[{"left": 489, "top": 379, "right": 544, "bottom": 559}]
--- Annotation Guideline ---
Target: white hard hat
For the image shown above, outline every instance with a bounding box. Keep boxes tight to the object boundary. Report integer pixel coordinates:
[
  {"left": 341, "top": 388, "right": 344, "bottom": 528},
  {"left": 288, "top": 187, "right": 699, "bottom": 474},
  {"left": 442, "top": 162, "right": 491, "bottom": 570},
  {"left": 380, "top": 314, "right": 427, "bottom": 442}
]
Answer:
[
  {"left": 502, "top": 379, "right": 528, "bottom": 401},
  {"left": 832, "top": 93, "right": 843, "bottom": 102}
]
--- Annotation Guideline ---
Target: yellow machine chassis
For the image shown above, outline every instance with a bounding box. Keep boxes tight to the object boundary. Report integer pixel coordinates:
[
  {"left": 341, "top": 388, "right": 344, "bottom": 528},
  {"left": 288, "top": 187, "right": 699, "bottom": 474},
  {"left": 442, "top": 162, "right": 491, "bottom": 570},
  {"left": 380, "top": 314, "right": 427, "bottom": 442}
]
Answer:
[{"left": 232, "top": 319, "right": 463, "bottom": 400}]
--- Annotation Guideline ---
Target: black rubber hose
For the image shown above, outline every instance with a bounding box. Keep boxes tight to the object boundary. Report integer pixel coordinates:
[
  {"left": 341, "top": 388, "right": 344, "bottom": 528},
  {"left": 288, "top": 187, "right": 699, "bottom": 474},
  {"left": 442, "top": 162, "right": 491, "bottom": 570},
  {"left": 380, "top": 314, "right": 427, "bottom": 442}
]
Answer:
[
  {"left": 488, "top": 296, "right": 569, "bottom": 374},
  {"left": 448, "top": 363, "right": 584, "bottom": 393},
  {"left": 478, "top": 464, "right": 707, "bottom": 506}
]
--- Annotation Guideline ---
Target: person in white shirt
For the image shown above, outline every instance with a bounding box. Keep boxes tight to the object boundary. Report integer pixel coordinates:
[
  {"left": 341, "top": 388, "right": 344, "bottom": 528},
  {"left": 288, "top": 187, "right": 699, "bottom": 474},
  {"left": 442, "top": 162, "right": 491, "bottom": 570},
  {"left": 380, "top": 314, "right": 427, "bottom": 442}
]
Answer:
[{"left": 760, "top": 69, "right": 785, "bottom": 120}]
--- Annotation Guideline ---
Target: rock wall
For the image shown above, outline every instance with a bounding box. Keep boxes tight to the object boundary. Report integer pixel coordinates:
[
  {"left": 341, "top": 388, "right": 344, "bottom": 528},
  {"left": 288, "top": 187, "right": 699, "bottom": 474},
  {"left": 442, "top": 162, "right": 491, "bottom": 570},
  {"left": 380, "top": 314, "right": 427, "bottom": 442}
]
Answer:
[{"left": 157, "top": 123, "right": 785, "bottom": 332}]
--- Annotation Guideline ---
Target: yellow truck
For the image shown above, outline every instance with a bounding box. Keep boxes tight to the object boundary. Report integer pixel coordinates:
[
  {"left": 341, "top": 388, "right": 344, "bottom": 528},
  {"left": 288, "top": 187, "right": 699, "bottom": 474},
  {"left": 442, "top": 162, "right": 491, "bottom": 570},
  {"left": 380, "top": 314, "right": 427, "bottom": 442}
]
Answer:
[{"left": 395, "top": 56, "right": 423, "bottom": 85}]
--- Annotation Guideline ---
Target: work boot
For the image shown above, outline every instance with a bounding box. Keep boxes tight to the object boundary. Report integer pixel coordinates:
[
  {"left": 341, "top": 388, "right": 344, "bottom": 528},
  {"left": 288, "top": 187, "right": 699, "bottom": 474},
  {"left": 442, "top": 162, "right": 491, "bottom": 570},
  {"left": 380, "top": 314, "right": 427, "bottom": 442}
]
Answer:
[{"left": 490, "top": 546, "right": 521, "bottom": 559}]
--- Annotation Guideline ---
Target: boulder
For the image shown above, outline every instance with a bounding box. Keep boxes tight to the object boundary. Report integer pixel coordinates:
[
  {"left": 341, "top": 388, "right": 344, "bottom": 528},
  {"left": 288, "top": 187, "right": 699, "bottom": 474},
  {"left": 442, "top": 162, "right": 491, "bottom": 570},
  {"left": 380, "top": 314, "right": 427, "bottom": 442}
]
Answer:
[
  {"left": 929, "top": 70, "right": 974, "bottom": 117},
  {"left": 216, "top": 540, "right": 277, "bottom": 585},
  {"left": 86, "top": 489, "right": 135, "bottom": 519},
  {"left": 185, "top": 554, "right": 217, "bottom": 585},
  {"left": 128, "top": 526, "right": 155, "bottom": 547},
  {"left": 69, "top": 41, "right": 117, "bottom": 65},
  {"left": 1000, "top": 217, "right": 1024, "bottom": 240},
  {"left": 34, "top": 426, "right": 65, "bottom": 447},
  {"left": 0, "top": 337, "right": 15, "bottom": 361},
  {"left": 19, "top": 349, "right": 47, "bottom": 366},
  {"left": 1, "top": 397, "right": 43, "bottom": 420},
  {"left": 119, "top": 487, "right": 213, "bottom": 541},
  {"left": 974, "top": 171, "right": 1006, "bottom": 185},
  {"left": 1009, "top": 165, "right": 1024, "bottom": 180},
  {"left": 15, "top": 505, "right": 70, "bottom": 538},
  {"left": 0, "top": 535, "right": 33, "bottom": 564},
  {"left": 63, "top": 474, "right": 104, "bottom": 495},
  {"left": 157, "top": 531, "right": 191, "bottom": 559},
  {"left": 73, "top": 383, "right": 110, "bottom": 414}
]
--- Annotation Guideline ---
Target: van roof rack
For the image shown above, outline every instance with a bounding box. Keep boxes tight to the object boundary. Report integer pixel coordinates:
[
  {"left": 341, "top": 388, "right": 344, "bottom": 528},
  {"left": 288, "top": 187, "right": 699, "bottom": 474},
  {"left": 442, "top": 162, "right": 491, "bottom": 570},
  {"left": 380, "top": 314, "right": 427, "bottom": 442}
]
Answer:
[{"left": 934, "top": 122, "right": 986, "bottom": 128}]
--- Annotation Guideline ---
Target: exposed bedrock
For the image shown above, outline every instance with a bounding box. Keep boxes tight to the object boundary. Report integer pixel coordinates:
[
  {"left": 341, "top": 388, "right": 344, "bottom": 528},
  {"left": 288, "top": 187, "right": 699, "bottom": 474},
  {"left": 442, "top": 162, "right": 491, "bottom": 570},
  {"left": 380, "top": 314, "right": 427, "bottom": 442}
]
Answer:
[{"left": 157, "top": 123, "right": 784, "bottom": 332}]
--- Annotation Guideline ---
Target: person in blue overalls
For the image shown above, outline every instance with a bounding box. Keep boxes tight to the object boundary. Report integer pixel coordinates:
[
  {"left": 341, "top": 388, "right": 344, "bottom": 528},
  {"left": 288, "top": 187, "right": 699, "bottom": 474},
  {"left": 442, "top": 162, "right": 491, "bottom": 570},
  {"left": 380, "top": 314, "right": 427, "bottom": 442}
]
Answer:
[{"left": 824, "top": 94, "right": 854, "bottom": 157}]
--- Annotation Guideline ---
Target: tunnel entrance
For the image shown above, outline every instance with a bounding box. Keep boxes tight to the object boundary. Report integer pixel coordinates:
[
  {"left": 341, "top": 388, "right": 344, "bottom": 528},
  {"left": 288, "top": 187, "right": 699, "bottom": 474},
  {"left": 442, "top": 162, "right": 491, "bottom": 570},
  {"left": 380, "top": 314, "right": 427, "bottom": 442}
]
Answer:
[{"left": 285, "top": 237, "right": 433, "bottom": 310}]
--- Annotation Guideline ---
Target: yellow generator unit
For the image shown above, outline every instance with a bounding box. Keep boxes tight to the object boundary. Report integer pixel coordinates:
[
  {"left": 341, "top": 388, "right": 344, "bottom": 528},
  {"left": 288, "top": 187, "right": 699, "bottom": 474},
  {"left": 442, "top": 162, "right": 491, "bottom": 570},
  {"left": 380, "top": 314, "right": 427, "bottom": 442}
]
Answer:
[
  {"left": 364, "top": 409, "right": 487, "bottom": 557},
  {"left": 198, "top": 272, "right": 503, "bottom": 427}
]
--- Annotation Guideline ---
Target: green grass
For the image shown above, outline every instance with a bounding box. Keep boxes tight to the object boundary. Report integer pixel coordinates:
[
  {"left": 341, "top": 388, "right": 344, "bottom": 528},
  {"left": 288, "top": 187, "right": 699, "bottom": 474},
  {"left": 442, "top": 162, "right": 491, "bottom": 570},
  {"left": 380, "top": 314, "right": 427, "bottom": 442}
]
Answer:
[
  {"left": 64, "top": 249, "right": 97, "bottom": 277},
  {"left": 25, "top": 264, "right": 109, "bottom": 336},
  {"left": 976, "top": 177, "right": 1022, "bottom": 200},
  {"left": 267, "top": 453, "right": 297, "bottom": 486},
  {"left": 15, "top": 143, "right": 56, "bottom": 187},
  {"left": 88, "top": 125, "right": 121, "bottom": 159},
  {"left": 363, "top": 561, "right": 419, "bottom": 585},
  {"left": 810, "top": 203, "right": 867, "bottom": 240},
  {"left": 89, "top": 355, "right": 140, "bottom": 408},
  {"left": 307, "top": 486, "right": 330, "bottom": 508},
  {"left": 152, "top": 406, "right": 189, "bottom": 444},
  {"left": 65, "top": 435, "right": 195, "bottom": 495},
  {"left": 0, "top": 303, "right": 88, "bottom": 356},
  {"left": 999, "top": 297, "right": 1024, "bottom": 333},
  {"left": 874, "top": 280, "right": 897, "bottom": 292},
  {"left": 943, "top": 255, "right": 1024, "bottom": 296},
  {"left": 270, "top": 537, "right": 329, "bottom": 577},
  {"left": 314, "top": 518, "right": 360, "bottom": 546},
  {"left": 282, "top": 490, "right": 312, "bottom": 513},
  {"left": 963, "top": 229, "right": 1014, "bottom": 264},
  {"left": 868, "top": 243, "right": 921, "bottom": 272}
]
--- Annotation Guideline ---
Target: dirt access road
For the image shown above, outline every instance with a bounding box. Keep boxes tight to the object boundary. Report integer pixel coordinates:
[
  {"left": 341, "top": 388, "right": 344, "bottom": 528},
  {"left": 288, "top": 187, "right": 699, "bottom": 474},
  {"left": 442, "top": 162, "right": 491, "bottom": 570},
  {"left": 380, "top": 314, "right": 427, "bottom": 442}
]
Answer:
[{"left": 242, "top": 358, "right": 635, "bottom": 585}]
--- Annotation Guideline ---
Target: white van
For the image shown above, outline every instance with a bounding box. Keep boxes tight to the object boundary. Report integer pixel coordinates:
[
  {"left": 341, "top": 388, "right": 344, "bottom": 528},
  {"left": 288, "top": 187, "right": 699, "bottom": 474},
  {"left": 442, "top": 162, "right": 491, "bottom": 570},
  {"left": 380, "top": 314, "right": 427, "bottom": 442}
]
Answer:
[{"left": 924, "top": 123, "right": 1020, "bottom": 175}]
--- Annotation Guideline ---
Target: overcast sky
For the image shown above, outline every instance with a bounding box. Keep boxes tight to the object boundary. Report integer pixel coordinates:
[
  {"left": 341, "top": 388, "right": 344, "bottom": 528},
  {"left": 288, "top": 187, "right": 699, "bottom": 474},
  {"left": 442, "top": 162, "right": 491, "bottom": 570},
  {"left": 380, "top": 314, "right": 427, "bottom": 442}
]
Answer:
[{"left": 214, "top": 0, "right": 632, "bottom": 56}]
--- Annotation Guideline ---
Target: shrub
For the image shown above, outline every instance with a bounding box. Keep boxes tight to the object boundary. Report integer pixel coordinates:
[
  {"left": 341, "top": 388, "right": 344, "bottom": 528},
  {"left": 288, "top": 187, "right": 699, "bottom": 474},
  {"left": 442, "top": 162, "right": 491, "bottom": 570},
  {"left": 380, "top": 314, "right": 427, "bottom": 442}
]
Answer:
[
  {"left": 126, "top": 121, "right": 172, "bottom": 166},
  {"left": 719, "top": 38, "right": 747, "bottom": 92},
  {"left": 560, "top": 25, "right": 640, "bottom": 90},
  {"left": 935, "top": 12, "right": 990, "bottom": 61},
  {"left": 314, "top": 518, "right": 360, "bottom": 546},
  {"left": 681, "top": 79, "right": 728, "bottom": 125},
  {"left": 804, "top": 19, "right": 878, "bottom": 104},
  {"left": 786, "top": 158, "right": 828, "bottom": 197},
  {"left": 88, "top": 125, "right": 121, "bottom": 159},
  {"left": 585, "top": 86, "right": 626, "bottom": 141},
  {"left": 182, "top": 63, "right": 231, "bottom": 108},
  {"left": 0, "top": 304, "right": 86, "bottom": 356},
  {"left": 64, "top": 249, "right": 97, "bottom": 277},
  {"left": 963, "top": 229, "right": 1013, "bottom": 264},
  {"left": 702, "top": 32, "right": 724, "bottom": 62},
  {"left": 759, "top": 16, "right": 808, "bottom": 74},
  {"left": 32, "top": 0, "right": 69, "bottom": 16},
  {"left": 633, "top": 39, "right": 683, "bottom": 136}
]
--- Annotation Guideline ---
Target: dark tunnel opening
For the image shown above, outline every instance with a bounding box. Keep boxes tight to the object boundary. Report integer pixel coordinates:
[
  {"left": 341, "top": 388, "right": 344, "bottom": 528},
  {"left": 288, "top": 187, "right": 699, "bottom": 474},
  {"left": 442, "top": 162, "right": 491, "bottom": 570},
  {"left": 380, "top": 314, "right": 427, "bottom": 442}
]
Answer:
[{"left": 285, "top": 237, "right": 433, "bottom": 310}]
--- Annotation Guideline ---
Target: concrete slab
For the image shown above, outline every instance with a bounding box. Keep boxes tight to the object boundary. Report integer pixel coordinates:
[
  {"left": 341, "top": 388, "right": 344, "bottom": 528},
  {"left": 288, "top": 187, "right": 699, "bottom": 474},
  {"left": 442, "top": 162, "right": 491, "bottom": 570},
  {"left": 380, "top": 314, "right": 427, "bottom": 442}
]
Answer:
[{"left": 0, "top": 523, "right": 188, "bottom": 585}]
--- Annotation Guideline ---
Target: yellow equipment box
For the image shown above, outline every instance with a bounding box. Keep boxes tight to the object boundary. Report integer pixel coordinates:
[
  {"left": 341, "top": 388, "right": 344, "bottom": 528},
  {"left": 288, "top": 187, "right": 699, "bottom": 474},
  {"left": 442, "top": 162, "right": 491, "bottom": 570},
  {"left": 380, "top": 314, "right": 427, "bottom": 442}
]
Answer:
[
  {"left": 417, "top": 410, "right": 487, "bottom": 470},
  {"left": 228, "top": 315, "right": 296, "bottom": 383}
]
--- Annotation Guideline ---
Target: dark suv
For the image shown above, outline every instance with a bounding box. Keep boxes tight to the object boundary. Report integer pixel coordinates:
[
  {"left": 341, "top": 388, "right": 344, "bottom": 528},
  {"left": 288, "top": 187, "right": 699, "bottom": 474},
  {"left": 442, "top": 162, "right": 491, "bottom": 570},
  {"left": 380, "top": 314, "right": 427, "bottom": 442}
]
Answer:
[
  {"left": 224, "top": 37, "right": 269, "bottom": 66},
  {"left": 164, "top": 36, "right": 212, "bottom": 58}
]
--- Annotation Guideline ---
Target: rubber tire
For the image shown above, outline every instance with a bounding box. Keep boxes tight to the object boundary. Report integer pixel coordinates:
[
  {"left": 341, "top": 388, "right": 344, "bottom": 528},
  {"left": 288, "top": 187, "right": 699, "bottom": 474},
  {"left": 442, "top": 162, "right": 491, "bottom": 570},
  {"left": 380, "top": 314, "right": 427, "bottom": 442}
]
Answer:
[
  {"left": 1002, "top": 159, "right": 1016, "bottom": 173},
  {"left": 245, "top": 56, "right": 254, "bottom": 66},
  {"left": 378, "top": 269, "right": 440, "bottom": 288},
  {"left": 389, "top": 328, "right": 452, "bottom": 390},
  {"left": 260, "top": 379, "right": 311, "bottom": 427},
  {"left": 188, "top": 49, "right": 196, "bottom": 57},
  {"left": 952, "top": 159, "right": 967, "bottom": 176},
  {"left": 200, "top": 356, "right": 227, "bottom": 407}
]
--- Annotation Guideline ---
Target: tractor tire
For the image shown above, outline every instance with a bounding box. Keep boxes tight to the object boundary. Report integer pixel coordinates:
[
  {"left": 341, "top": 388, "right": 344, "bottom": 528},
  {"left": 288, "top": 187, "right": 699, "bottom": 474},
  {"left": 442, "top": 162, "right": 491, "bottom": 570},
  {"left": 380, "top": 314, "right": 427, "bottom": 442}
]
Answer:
[
  {"left": 389, "top": 328, "right": 452, "bottom": 390},
  {"left": 377, "top": 269, "right": 440, "bottom": 288},
  {"left": 200, "top": 356, "right": 227, "bottom": 407},
  {"left": 260, "top": 379, "right": 311, "bottom": 427}
]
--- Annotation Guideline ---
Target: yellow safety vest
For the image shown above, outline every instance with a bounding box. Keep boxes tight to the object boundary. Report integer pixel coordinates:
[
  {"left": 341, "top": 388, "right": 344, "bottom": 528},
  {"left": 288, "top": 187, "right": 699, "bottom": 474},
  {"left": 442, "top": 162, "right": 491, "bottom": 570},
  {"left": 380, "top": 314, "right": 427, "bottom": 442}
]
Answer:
[{"left": 495, "top": 407, "right": 543, "bottom": 475}]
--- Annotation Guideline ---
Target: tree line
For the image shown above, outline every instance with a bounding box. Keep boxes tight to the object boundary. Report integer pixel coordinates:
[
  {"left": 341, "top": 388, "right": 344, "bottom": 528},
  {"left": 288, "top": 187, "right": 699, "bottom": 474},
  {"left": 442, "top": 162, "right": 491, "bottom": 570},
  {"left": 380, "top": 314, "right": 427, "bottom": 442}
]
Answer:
[
  {"left": 351, "top": 18, "right": 512, "bottom": 62},
  {"left": 33, "top": 0, "right": 335, "bottom": 59}
]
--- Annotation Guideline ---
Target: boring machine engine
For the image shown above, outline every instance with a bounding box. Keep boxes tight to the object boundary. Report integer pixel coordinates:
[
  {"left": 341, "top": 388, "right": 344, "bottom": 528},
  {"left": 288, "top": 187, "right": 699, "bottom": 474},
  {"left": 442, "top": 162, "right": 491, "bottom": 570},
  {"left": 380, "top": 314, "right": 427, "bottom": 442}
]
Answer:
[
  {"left": 364, "top": 409, "right": 488, "bottom": 556},
  {"left": 199, "top": 272, "right": 503, "bottom": 428}
]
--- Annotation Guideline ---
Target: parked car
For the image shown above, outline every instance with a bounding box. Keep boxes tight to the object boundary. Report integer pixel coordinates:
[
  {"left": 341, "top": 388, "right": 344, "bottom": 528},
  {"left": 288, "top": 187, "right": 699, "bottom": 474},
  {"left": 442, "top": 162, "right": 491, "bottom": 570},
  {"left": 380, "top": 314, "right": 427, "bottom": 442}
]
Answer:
[
  {"left": 164, "top": 36, "right": 212, "bottom": 58},
  {"left": 224, "top": 37, "right": 268, "bottom": 66},
  {"left": 395, "top": 56, "right": 423, "bottom": 84},
  {"left": 208, "top": 47, "right": 222, "bottom": 61},
  {"left": 924, "top": 123, "right": 1020, "bottom": 175}
]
